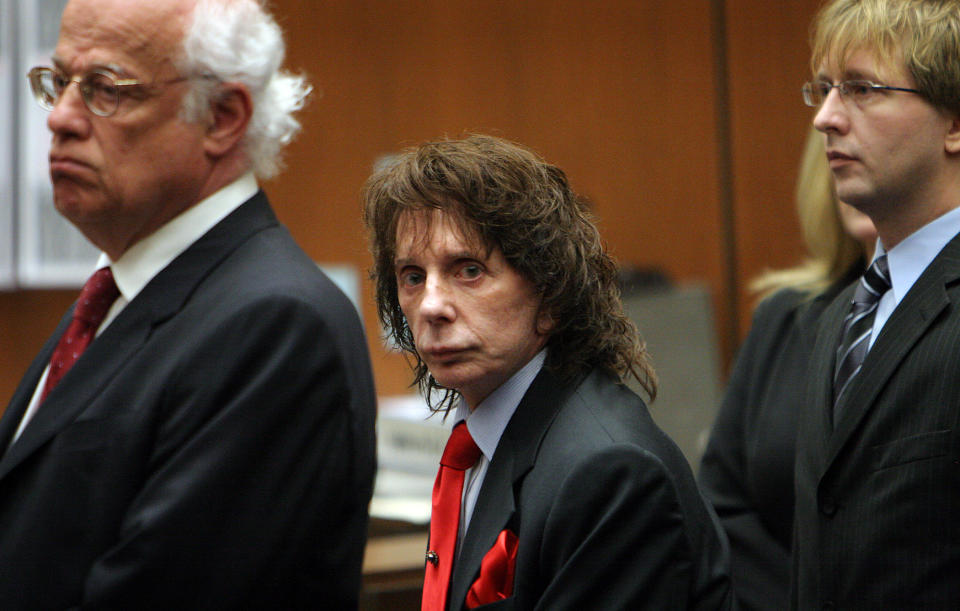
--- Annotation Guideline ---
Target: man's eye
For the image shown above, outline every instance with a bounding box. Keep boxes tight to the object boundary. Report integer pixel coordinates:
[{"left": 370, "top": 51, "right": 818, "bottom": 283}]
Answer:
[
  {"left": 461, "top": 264, "right": 482, "bottom": 279},
  {"left": 86, "top": 75, "right": 119, "bottom": 99},
  {"left": 816, "top": 82, "right": 832, "bottom": 97},
  {"left": 52, "top": 73, "right": 70, "bottom": 92},
  {"left": 398, "top": 271, "right": 423, "bottom": 287},
  {"left": 846, "top": 81, "right": 873, "bottom": 97}
]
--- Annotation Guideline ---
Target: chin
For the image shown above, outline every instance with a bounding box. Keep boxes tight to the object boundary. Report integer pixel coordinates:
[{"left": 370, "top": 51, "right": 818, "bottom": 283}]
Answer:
[
  {"left": 427, "top": 367, "right": 474, "bottom": 396},
  {"left": 835, "top": 187, "right": 874, "bottom": 212},
  {"left": 52, "top": 192, "right": 111, "bottom": 227}
]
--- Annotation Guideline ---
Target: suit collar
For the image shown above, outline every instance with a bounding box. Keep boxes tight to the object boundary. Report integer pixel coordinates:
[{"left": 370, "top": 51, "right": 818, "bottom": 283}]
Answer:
[
  {"left": 108, "top": 173, "right": 258, "bottom": 305},
  {"left": 822, "top": 229, "right": 960, "bottom": 470},
  {"left": 448, "top": 366, "right": 580, "bottom": 609},
  {"left": 882, "top": 203, "right": 960, "bottom": 308},
  {"left": 122, "top": 190, "right": 276, "bottom": 326},
  {"left": 457, "top": 350, "right": 546, "bottom": 462},
  {"left": 0, "top": 192, "right": 277, "bottom": 480}
]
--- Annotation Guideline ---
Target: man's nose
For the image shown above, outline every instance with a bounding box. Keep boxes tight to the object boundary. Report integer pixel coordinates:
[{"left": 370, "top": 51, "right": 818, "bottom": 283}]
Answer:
[
  {"left": 47, "top": 81, "right": 91, "bottom": 139},
  {"left": 419, "top": 278, "right": 455, "bottom": 322},
  {"left": 813, "top": 87, "right": 849, "bottom": 134}
]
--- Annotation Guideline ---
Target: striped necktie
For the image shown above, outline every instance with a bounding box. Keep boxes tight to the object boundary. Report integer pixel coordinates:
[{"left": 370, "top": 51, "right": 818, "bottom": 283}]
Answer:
[{"left": 833, "top": 254, "right": 891, "bottom": 421}]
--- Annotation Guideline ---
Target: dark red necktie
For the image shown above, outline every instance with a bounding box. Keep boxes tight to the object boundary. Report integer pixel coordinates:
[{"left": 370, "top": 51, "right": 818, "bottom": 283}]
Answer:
[
  {"left": 40, "top": 267, "right": 119, "bottom": 402},
  {"left": 422, "top": 421, "right": 482, "bottom": 611}
]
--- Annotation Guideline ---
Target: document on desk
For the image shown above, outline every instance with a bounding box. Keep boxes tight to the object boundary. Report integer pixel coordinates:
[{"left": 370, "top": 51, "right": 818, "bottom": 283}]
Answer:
[{"left": 372, "top": 395, "right": 449, "bottom": 524}]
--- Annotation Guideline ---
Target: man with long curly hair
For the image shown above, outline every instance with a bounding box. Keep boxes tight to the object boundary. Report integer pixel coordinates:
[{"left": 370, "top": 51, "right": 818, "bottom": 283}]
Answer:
[{"left": 364, "top": 134, "right": 731, "bottom": 610}]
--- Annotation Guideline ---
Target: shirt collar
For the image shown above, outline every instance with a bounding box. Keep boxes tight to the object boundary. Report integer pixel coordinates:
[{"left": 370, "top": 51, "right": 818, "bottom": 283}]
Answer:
[
  {"left": 97, "top": 172, "right": 258, "bottom": 302},
  {"left": 879, "top": 204, "right": 960, "bottom": 306},
  {"left": 454, "top": 349, "right": 547, "bottom": 462}
]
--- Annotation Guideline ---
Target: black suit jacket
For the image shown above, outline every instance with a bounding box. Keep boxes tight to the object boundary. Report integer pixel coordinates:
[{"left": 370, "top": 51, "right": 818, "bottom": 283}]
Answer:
[
  {"left": 793, "top": 232, "right": 960, "bottom": 609},
  {"left": 699, "top": 272, "right": 857, "bottom": 611},
  {"left": 0, "top": 192, "right": 377, "bottom": 610},
  {"left": 449, "top": 367, "right": 732, "bottom": 610}
]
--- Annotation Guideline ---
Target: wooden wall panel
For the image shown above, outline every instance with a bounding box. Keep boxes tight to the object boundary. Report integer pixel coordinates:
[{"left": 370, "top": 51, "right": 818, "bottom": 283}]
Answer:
[
  {"left": 724, "top": 0, "right": 826, "bottom": 336},
  {"left": 0, "top": 291, "right": 75, "bottom": 407}
]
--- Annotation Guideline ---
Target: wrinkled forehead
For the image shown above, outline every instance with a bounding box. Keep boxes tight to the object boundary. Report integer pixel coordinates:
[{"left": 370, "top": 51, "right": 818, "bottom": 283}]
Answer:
[
  {"left": 393, "top": 207, "right": 489, "bottom": 260},
  {"left": 55, "top": 0, "right": 192, "bottom": 75}
]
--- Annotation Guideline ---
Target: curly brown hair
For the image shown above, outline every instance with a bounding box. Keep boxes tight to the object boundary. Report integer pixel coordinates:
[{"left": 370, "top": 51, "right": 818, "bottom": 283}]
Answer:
[{"left": 363, "top": 134, "right": 656, "bottom": 412}]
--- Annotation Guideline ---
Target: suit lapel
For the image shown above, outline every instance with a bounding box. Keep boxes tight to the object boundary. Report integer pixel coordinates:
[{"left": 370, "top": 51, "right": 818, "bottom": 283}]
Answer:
[
  {"left": 0, "top": 192, "right": 278, "bottom": 481},
  {"left": 0, "top": 309, "right": 154, "bottom": 479},
  {"left": 825, "top": 233, "right": 960, "bottom": 469},
  {"left": 448, "top": 367, "right": 574, "bottom": 609},
  {"left": 807, "top": 285, "right": 852, "bottom": 467}
]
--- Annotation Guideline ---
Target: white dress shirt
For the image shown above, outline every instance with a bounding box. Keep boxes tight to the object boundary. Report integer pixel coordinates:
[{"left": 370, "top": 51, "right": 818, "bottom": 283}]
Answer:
[{"left": 9, "top": 172, "right": 258, "bottom": 447}]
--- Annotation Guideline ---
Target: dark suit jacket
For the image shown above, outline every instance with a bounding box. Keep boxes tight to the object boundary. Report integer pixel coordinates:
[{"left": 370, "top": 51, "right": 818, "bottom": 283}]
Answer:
[
  {"left": 0, "top": 192, "right": 377, "bottom": 610},
  {"left": 449, "top": 367, "right": 733, "bottom": 610},
  {"left": 699, "top": 271, "right": 857, "bottom": 611},
  {"left": 793, "top": 232, "right": 960, "bottom": 609}
]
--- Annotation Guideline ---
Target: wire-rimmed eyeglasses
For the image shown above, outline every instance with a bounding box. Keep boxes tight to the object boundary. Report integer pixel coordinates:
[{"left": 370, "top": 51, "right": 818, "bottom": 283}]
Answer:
[
  {"left": 802, "top": 79, "right": 922, "bottom": 108},
  {"left": 27, "top": 66, "right": 190, "bottom": 117}
]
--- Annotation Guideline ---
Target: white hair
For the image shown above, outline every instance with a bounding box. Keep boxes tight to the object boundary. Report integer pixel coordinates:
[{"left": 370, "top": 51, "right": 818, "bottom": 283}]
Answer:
[{"left": 178, "top": 0, "right": 311, "bottom": 179}]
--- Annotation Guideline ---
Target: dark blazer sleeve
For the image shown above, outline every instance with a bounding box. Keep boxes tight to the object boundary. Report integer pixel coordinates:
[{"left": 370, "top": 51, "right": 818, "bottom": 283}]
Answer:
[
  {"left": 699, "top": 289, "right": 805, "bottom": 611},
  {"left": 533, "top": 444, "right": 730, "bottom": 610},
  {"left": 79, "top": 293, "right": 375, "bottom": 609}
]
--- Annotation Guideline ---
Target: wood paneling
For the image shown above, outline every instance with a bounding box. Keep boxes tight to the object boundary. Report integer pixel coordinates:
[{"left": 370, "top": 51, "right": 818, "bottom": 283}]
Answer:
[
  {"left": 724, "top": 0, "right": 825, "bottom": 334},
  {"left": 0, "top": 291, "right": 75, "bottom": 406}
]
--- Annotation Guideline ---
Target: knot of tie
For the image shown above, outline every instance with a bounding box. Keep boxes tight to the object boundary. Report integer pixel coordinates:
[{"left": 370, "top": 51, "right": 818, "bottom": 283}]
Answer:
[
  {"left": 440, "top": 421, "right": 481, "bottom": 471},
  {"left": 74, "top": 267, "right": 120, "bottom": 325},
  {"left": 851, "top": 254, "right": 891, "bottom": 308}
]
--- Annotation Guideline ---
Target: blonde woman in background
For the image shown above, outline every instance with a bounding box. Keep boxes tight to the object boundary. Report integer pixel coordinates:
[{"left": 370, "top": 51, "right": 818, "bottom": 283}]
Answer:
[{"left": 698, "top": 128, "right": 875, "bottom": 611}]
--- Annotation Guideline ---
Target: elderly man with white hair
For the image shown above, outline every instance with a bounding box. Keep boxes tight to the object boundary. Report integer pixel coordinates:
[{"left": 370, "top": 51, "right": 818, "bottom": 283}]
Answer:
[{"left": 0, "top": 0, "right": 377, "bottom": 608}]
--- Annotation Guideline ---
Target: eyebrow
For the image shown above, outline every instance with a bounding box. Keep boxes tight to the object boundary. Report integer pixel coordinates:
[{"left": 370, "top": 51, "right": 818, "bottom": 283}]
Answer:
[
  {"left": 50, "top": 56, "right": 130, "bottom": 77},
  {"left": 394, "top": 250, "right": 484, "bottom": 269},
  {"left": 815, "top": 67, "right": 881, "bottom": 83}
]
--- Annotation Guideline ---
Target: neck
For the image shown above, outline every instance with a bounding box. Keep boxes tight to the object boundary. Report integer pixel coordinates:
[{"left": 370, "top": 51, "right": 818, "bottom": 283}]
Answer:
[{"left": 875, "top": 200, "right": 960, "bottom": 250}]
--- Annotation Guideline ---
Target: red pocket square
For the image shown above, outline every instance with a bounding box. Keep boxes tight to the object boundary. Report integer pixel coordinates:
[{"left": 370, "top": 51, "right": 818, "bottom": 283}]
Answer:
[{"left": 465, "top": 528, "right": 518, "bottom": 608}]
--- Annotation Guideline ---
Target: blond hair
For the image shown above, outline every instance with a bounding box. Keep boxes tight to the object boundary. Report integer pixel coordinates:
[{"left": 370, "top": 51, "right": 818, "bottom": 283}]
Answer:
[{"left": 810, "top": 0, "right": 960, "bottom": 115}]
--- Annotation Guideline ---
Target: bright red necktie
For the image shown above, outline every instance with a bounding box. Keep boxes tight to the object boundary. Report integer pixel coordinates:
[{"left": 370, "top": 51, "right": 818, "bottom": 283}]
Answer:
[
  {"left": 422, "top": 421, "right": 482, "bottom": 611},
  {"left": 40, "top": 267, "right": 119, "bottom": 402}
]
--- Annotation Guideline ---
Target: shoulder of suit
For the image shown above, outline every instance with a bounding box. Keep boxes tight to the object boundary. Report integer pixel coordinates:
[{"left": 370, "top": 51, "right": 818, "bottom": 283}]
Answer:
[
  {"left": 532, "top": 371, "right": 671, "bottom": 462},
  {"left": 752, "top": 287, "right": 808, "bottom": 327}
]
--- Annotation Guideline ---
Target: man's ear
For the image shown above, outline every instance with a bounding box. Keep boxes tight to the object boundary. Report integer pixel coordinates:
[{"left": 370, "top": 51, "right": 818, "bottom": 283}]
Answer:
[
  {"left": 945, "top": 115, "right": 960, "bottom": 155},
  {"left": 536, "top": 308, "right": 556, "bottom": 336},
  {"left": 203, "top": 83, "right": 253, "bottom": 158}
]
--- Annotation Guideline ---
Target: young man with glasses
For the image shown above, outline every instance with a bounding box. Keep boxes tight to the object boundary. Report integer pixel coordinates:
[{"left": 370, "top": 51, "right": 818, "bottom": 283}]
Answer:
[
  {"left": 793, "top": 1, "right": 960, "bottom": 608},
  {"left": 0, "top": 0, "right": 377, "bottom": 608}
]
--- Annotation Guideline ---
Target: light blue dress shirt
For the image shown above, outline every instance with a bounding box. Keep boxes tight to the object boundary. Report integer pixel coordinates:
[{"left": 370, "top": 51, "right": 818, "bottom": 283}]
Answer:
[
  {"left": 452, "top": 349, "right": 546, "bottom": 551},
  {"left": 870, "top": 205, "right": 960, "bottom": 348}
]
